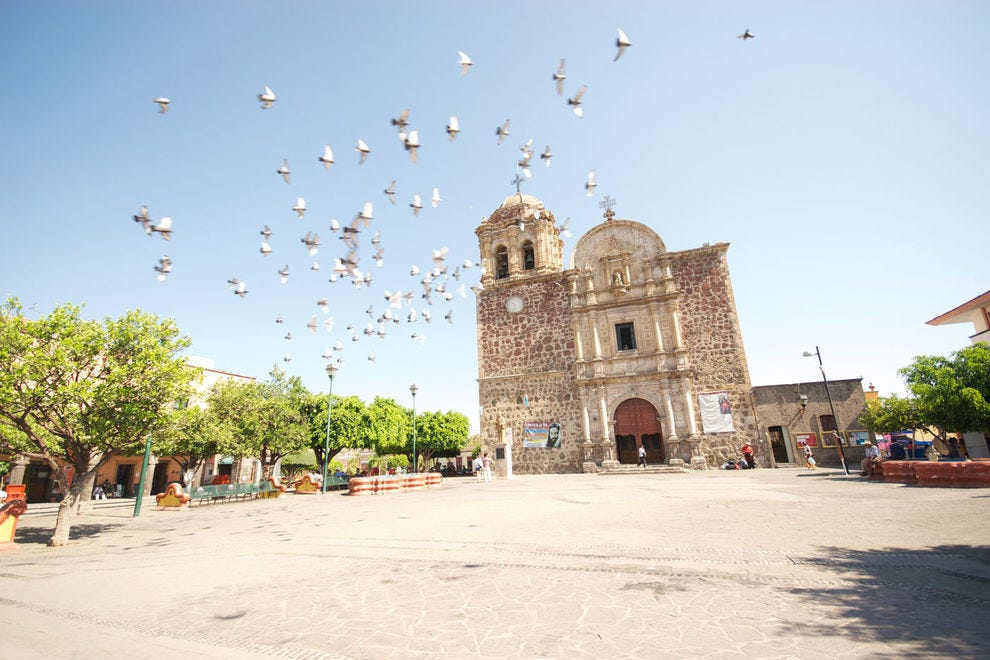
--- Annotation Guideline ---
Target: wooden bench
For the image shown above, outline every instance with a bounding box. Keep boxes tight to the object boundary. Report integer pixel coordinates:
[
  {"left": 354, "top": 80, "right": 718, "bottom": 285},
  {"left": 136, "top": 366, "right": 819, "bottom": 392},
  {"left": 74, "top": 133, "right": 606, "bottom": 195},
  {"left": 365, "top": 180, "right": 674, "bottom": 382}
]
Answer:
[{"left": 189, "top": 479, "right": 284, "bottom": 505}]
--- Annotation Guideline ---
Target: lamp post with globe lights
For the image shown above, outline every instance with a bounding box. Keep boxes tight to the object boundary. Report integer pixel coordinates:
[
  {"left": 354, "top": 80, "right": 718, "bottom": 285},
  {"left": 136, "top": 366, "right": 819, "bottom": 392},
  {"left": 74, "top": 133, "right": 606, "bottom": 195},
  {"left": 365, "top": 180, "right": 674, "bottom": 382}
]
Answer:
[
  {"left": 322, "top": 363, "right": 338, "bottom": 493},
  {"left": 410, "top": 384, "right": 418, "bottom": 473}
]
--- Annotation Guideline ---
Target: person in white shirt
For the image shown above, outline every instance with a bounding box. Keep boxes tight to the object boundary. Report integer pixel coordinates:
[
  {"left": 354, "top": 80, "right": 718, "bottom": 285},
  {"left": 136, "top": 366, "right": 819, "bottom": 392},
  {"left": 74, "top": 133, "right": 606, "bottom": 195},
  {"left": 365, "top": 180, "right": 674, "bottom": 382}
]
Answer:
[{"left": 861, "top": 441, "right": 881, "bottom": 476}]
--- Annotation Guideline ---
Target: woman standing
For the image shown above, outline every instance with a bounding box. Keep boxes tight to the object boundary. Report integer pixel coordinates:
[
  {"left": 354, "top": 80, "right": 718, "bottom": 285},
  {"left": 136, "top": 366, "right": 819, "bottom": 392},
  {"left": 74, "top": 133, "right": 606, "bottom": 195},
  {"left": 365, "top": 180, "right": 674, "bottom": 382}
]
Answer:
[{"left": 804, "top": 444, "right": 816, "bottom": 470}]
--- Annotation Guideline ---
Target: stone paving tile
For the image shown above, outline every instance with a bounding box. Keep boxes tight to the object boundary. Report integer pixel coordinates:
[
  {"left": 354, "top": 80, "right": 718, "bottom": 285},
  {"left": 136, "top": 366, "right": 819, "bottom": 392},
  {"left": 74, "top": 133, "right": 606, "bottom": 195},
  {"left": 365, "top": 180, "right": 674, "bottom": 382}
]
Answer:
[{"left": 2, "top": 470, "right": 988, "bottom": 658}]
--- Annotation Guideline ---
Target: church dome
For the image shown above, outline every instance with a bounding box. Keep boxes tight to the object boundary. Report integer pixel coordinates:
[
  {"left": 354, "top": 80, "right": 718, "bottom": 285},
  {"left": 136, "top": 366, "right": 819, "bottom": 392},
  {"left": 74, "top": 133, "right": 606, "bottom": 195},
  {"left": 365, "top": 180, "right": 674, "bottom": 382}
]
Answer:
[{"left": 485, "top": 193, "right": 546, "bottom": 225}]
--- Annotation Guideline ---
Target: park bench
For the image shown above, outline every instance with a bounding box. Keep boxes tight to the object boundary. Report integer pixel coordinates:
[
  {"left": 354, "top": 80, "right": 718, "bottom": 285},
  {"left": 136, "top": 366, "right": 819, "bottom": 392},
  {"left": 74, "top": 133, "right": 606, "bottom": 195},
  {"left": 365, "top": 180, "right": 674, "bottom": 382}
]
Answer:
[{"left": 190, "top": 477, "right": 285, "bottom": 505}]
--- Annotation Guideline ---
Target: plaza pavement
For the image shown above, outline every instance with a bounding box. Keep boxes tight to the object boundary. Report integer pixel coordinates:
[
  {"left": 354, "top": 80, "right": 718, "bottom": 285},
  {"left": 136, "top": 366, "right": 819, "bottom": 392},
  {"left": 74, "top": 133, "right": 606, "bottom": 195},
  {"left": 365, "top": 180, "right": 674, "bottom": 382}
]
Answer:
[{"left": 1, "top": 467, "right": 989, "bottom": 659}]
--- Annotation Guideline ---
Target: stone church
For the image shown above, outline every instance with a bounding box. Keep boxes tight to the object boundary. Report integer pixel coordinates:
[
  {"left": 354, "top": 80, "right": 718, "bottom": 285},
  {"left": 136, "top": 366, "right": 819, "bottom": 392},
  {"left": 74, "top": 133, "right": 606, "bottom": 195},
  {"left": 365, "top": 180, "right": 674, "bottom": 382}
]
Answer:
[{"left": 475, "top": 193, "right": 758, "bottom": 473}]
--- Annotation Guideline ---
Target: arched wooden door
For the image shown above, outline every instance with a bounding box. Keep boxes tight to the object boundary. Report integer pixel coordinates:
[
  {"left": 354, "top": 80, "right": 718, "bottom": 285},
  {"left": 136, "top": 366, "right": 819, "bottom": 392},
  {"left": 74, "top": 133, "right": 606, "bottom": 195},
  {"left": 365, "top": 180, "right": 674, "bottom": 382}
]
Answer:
[{"left": 613, "top": 398, "right": 664, "bottom": 464}]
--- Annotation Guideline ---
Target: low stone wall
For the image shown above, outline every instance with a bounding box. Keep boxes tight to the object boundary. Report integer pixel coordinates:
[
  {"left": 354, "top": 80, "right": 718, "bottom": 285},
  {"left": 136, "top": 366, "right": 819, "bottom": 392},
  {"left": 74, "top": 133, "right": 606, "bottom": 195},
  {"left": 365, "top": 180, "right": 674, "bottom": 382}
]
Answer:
[
  {"left": 348, "top": 473, "right": 442, "bottom": 496},
  {"left": 876, "top": 460, "right": 990, "bottom": 488}
]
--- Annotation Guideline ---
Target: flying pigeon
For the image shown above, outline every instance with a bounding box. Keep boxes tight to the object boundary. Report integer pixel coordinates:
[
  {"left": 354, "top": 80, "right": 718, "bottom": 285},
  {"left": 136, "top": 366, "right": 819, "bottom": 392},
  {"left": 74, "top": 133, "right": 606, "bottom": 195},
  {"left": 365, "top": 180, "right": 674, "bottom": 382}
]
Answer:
[
  {"left": 370, "top": 230, "right": 381, "bottom": 246},
  {"left": 317, "top": 298, "right": 329, "bottom": 314},
  {"left": 614, "top": 29, "right": 632, "bottom": 61},
  {"left": 384, "top": 181, "right": 397, "bottom": 204},
  {"left": 152, "top": 97, "right": 170, "bottom": 113},
  {"left": 356, "top": 139, "right": 371, "bottom": 164},
  {"left": 284, "top": 332, "right": 292, "bottom": 342},
  {"left": 422, "top": 310, "right": 432, "bottom": 323},
  {"left": 278, "top": 159, "right": 291, "bottom": 184},
  {"left": 444, "top": 310, "right": 453, "bottom": 324},
  {"left": 391, "top": 108, "right": 410, "bottom": 132},
  {"left": 229, "top": 278, "right": 248, "bottom": 297},
  {"left": 585, "top": 170, "right": 598, "bottom": 196},
  {"left": 368, "top": 352, "right": 376, "bottom": 363},
  {"left": 258, "top": 86, "right": 276, "bottom": 109},
  {"left": 329, "top": 218, "right": 341, "bottom": 233},
  {"left": 153, "top": 255, "right": 172, "bottom": 280},
  {"left": 496, "top": 119, "right": 510, "bottom": 145},
  {"left": 275, "top": 316, "right": 284, "bottom": 324},
  {"left": 446, "top": 116, "right": 460, "bottom": 141},
  {"left": 283, "top": 354, "right": 292, "bottom": 363},
  {"left": 311, "top": 261, "right": 320, "bottom": 271},
  {"left": 307, "top": 316, "right": 318, "bottom": 333},
  {"left": 410, "top": 194, "right": 422, "bottom": 216},
  {"left": 410, "top": 264, "right": 420, "bottom": 276},
  {"left": 540, "top": 145, "right": 553, "bottom": 167},
  {"left": 457, "top": 50, "right": 473, "bottom": 75},
  {"left": 260, "top": 240, "right": 272, "bottom": 256},
  {"left": 431, "top": 188, "right": 442, "bottom": 208},
  {"left": 403, "top": 129, "right": 420, "bottom": 162},
  {"left": 324, "top": 318, "right": 334, "bottom": 332},
  {"left": 358, "top": 202, "right": 374, "bottom": 224},
  {"left": 278, "top": 265, "right": 289, "bottom": 283},
  {"left": 260, "top": 224, "right": 272, "bottom": 239},
  {"left": 558, "top": 217, "right": 572, "bottom": 238},
  {"left": 411, "top": 332, "right": 426, "bottom": 345},
  {"left": 431, "top": 247, "right": 449, "bottom": 267},
  {"left": 567, "top": 85, "right": 587, "bottom": 118},
  {"left": 552, "top": 59, "right": 566, "bottom": 95},
  {"left": 737, "top": 29, "right": 755, "bottom": 40},
  {"left": 293, "top": 197, "right": 307, "bottom": 218},
  {"left": 319, "top": 145, "right": 335, "bottom": 168},
  {"left": 301, "top": 231, "right": 320, "bottom": 255},
  {"left": 133, "top": 205, "right": 152, "bottom": 233},
  {"left": 150, "top": 216, "right": 173, "bottom": 240}
]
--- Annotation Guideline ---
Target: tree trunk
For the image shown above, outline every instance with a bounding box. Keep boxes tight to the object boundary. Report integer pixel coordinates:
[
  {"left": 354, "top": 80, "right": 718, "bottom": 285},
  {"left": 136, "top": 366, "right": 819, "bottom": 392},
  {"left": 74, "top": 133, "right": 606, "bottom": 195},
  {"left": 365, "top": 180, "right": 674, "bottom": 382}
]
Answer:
[{"left": 48, "top": 469, "right": 97, "bottom": 547}]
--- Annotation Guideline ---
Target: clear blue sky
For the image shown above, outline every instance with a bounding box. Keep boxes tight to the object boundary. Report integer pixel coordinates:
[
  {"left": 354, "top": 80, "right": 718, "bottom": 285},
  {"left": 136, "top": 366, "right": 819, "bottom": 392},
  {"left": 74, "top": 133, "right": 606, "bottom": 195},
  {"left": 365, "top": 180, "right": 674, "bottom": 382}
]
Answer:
[{"left": 2, "top": 2, "right": 987, "bottom": 434}]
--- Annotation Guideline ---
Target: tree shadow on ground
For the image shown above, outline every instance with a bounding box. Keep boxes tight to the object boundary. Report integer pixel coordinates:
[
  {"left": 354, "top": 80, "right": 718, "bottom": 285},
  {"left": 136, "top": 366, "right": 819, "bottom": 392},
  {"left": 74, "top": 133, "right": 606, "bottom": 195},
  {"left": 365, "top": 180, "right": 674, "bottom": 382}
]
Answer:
[
  {"left": 784, "top": 544, "right": 990, "bottom": 658},
  {"left": 15, "top": 523, "right": 124, "bottom": 546}
]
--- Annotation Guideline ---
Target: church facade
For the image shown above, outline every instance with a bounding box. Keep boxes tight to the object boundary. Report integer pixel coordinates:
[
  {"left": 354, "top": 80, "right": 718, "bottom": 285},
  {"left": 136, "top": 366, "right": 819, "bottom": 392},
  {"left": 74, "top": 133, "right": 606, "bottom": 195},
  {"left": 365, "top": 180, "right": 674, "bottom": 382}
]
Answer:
[{"left": 475, "top": 193, "right": 759, "bottom": 473}]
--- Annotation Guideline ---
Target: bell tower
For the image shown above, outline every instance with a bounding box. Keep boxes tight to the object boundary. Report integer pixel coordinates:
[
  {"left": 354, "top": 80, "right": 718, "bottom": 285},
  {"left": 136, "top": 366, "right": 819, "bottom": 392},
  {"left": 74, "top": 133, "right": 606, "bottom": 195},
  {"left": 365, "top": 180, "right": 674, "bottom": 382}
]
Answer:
[{"left": 474, "top": 193, "right": 582, "bottom": 474}]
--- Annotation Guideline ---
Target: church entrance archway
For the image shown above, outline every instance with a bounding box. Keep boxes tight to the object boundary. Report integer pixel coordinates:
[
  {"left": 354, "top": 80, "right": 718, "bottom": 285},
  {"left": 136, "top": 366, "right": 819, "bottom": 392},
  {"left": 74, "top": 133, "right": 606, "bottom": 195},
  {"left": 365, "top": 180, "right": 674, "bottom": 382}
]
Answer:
[{"left": 614, "top": 398, "right": 664, "bottom": 464}]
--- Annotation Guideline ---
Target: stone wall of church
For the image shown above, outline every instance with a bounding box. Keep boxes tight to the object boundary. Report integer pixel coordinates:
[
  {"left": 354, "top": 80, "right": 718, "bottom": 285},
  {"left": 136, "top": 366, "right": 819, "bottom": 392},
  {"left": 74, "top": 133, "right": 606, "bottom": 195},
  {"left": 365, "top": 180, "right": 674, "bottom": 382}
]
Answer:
[
  {"left": 668, "top": 244, "right": 761, "bottom": 467},
  {"left": 477, "top": 276, "right": 583, "bottom": 472}
]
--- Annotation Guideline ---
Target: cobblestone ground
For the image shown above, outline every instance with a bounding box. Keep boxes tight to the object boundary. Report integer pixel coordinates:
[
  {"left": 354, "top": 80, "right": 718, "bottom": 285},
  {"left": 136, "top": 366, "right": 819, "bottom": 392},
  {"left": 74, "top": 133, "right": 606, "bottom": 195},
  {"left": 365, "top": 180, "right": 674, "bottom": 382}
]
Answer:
[{"left": 2, "top": 469, "right": 988, "bottom": 659}]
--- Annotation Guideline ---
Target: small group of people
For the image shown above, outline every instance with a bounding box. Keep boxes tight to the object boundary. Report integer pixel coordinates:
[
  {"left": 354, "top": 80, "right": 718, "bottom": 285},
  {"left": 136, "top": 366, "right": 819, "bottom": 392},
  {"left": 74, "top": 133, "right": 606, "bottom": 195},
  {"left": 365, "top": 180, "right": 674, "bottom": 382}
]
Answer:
[
  {"left": 473, "top": 453, "right": 493, "bottom": 482},
  {"left": 92, "top": 479, "right": 115, "bottom": 500}
]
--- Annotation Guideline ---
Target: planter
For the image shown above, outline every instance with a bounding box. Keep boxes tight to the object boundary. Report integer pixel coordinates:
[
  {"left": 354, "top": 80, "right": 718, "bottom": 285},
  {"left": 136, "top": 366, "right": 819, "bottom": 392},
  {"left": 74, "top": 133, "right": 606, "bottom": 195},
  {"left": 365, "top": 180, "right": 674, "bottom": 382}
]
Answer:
[
  {"left": 878, "top": 461, "right": 917, "bottom": 484},
  {"left": 425, "top": 473, "right": 442, "bottom": 488},
  {"left": 347, "top": 476, "right": 375, "bottom": 496}
]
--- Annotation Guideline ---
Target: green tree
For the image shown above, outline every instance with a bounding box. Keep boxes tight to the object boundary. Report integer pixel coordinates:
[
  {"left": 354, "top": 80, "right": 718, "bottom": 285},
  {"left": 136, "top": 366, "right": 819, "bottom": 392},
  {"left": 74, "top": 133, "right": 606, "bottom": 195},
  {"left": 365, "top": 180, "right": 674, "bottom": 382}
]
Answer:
[
  {"left": 858, "top": 394, "right": 925, "bottom": 435},
  {"left": 900, "top": 344, "right": 990, "bottom": 436},
  {"left": 362, "top": 397, "right": 410, "bottom": 457},
  {"left": 208, "top": 367, "right": 311, "bottom": 477},
  {"left": 153, "top": 405, "right": 236, "bottom": 487},
  {"left": 413, "top": 410, "right": 470, "bottom": 469},
  {"left": 304, "top": 392, "right": 367, "bottom": 471},
  {"left": 0, "top": 299, "right": 193, "bottom": 546}
]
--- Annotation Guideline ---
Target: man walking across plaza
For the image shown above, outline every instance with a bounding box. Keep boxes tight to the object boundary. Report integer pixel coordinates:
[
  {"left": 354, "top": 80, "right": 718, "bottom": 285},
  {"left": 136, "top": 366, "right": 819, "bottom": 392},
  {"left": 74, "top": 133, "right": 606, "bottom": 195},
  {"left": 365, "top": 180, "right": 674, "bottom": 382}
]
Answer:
[
  {"left": 638, "top": 444, "right": 647, "bottom": 467},
  {"left": 482, "top": 452, "right": 493, "bottom": 482}
]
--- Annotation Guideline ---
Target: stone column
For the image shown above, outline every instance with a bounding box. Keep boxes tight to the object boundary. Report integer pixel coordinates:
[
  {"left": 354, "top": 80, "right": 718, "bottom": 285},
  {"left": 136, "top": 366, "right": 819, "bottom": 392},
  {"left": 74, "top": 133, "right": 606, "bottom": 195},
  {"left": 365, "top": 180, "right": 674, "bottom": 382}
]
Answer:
[
  {"left": 575, "top": 326, "right": 585, "bottom": 360},
  {"left": 592, "top": 322, "right": 603, "bottom": 359},
  {"left": 671, "top": 304, "right": 684, "bottom": 350},
  {"left": 599, "top": 393, "right": 619, "bottom": 469},
  {"left": 581, "top": 404, "right": 596, "bottom": 473},
  {"left": 682, "top": 381, "right": 707, "bottom": 469},
  {"left": 7, "top": 454, "right": 29, "bottom": 485},
  {"left": 661, "top": 388, "right": 684, "bottom": 466},
  {"left": 649, "top": 302, "right": 665, "bottom": 354}
]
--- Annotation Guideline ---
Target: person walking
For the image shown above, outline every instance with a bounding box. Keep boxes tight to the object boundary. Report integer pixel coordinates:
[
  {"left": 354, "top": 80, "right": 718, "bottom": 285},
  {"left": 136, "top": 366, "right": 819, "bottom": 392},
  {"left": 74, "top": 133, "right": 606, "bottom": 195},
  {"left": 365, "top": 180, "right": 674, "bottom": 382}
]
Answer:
[
  {"left": 473, "top": 456, "right": 483, "bottom": 483},
  {"left": 638, "top": 444, "right": 647, "bottom": 467},
  {"left": 481, "top": 452, "right": 493, "bottom": 482},
  {"left": 804, "top": 443, "right": 816, "bottom": 470}
]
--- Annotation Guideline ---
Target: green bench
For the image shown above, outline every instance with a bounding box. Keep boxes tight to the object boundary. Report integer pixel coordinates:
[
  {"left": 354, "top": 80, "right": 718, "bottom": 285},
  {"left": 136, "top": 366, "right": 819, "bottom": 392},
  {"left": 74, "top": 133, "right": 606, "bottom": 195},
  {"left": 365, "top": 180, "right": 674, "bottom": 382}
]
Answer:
[{"left": 190, "top": 480, "right": 283, "bottom": 505}]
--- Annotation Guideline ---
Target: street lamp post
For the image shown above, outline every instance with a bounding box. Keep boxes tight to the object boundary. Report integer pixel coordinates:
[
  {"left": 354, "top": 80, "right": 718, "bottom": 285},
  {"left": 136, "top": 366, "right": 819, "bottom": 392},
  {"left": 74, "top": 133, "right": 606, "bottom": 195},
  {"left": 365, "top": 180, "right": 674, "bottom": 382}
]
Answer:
[
  {"left": 802, "top": 346, "right": 850, "bottom": 475},
  {"left": 410, "top": 384, "right": 418, "bottom": 473},
  {"left": 322, "top": 363, "right": 338, "bottom": 494}
]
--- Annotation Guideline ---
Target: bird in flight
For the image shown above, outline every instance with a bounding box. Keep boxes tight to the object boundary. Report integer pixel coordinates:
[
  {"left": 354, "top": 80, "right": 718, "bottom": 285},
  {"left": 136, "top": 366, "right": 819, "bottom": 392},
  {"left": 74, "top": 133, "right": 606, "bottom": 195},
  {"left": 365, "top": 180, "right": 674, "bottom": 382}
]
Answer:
[
  {"left": 153, "top": 255, "right": 172, "bottom": 281},
  {"left": 457, "top": 50, "right": 473, "bottom": 75},
  {"left": 278, "top": 265, "right": 289, "bottom": 284},
  {"left": 293, "top": 197, "right": 307, "bottom": 219},
  {"left": 552, "top": 59, "right": 566, "bottom": 95},
  {"left": 585, "top": 170, "right": 598, "bottom": 197},
  {"left": 446, "top": 116, "right": 460, "bottom": 141},
  {"left": 152, "top": 97, "right": 170, "bottom": 113},
  {"left": 558, "top": 217, "right": 572, "bottom": 238},
  {"left": 384, "top": 180, "right": 397, "bottom": 205},
  {"left": 391, "top": 108, "right": 410, "bottom": 132},
  {"left": 737, "top": 29, "right": 755, "bottom": 40},
  {"left": 567, "top": 85, "right": 587, "bottom": 118},
  {"left": 540, "top": 145, "right": 553, "bottom": 167},
  {"left": 614, "top": 29, "right": 632, "bottom": 61},
  {"left": 133, "top": 205, "right": 152, "bottom": 233},
  {"left": 319, "top": 145, "right": 335, "bottom": 168},
  {"left": 260, "top": 240, "right": 272, "bottom": 256},
  {"left": 410, "top": 193, "right": 423, "bottom": 216},
  {"left": 356, "top": 139, "right": 371, "bottom": 164},
  {"left": 278, "top": 159, "right": 291, "bottom": 184},
  {"left": 150, "top": 216, "right": 173, "bottom": 240},
  {"left": 403, "top": 129, "right": 421, "bottom": 163},
  {"left": 431, "top": 188, "right": 442, "bottom": 208},
  {"left": 258, "top": 85, "right": 276, "bottom": 109},
  {"left": 496, "top": 119, "right": 510, "bottom": 145},
  {"left": 228, "top": 278, "right": 248, "bottom": 297}
]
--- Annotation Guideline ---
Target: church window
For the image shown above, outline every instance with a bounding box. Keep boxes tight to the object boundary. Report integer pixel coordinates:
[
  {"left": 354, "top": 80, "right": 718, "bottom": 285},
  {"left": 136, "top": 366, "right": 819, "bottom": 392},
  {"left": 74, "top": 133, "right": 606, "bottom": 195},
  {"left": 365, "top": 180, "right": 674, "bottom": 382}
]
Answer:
[
  {"left": 495, "top": 246, "right": 509, "bottom": 279},
  {"left": 615, "top": 323, "right": 636, "bottom": 351},
  {"left": 522, "top": 241, "right": 535, "bottom": 270}
]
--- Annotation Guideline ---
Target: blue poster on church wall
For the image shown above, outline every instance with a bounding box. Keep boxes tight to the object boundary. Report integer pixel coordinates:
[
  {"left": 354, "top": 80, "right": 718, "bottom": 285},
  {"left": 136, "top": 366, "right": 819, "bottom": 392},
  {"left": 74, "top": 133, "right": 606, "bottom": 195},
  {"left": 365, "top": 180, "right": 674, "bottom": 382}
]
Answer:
[{"left": 698, "top": 391, "right": 735, "bottom": 433}]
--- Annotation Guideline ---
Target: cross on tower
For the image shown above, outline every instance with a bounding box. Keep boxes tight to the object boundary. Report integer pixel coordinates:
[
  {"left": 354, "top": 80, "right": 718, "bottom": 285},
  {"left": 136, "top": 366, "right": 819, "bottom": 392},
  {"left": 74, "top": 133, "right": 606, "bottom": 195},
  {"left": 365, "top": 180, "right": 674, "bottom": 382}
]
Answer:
[
  {"left": 599, "top": 195, "right": 617, "bottom": 221},
  {"left": 510, "top": 171, "right": 525, "bottom": 194}
]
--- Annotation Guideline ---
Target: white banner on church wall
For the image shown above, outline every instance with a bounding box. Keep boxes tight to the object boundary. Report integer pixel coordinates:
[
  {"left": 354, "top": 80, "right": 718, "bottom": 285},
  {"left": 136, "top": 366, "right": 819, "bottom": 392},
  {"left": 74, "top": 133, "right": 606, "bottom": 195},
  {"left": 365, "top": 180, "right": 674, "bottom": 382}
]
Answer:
[
  {"left": 522, "top": 422, "right": 562, "bottom": 448},
  {"left": 698, "top": 391, "right": 735, "bottom": 433}
]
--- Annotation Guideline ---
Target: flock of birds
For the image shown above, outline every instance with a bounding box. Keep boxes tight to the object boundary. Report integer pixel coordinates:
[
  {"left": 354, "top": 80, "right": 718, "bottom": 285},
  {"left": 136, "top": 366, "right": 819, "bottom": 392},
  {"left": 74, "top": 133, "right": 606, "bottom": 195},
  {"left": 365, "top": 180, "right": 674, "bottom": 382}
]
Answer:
[{"left": 133, "top": 27, "right": 755, "bottom": 373}]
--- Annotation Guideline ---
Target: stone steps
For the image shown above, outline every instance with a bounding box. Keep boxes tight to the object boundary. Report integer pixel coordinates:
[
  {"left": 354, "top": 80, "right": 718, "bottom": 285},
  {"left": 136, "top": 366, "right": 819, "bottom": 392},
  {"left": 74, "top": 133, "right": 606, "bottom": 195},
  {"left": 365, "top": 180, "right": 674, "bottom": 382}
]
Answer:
[{"left": 598, "top": 464, "right": 691, "bottom": 475}]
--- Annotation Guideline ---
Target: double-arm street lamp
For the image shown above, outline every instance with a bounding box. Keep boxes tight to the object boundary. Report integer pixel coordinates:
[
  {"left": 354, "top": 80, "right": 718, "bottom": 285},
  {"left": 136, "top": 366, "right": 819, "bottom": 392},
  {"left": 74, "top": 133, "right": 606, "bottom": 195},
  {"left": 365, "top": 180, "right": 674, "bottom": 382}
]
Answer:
[
  {"left": 802, "top": 346, "right": 850, "bottom": 475},
  {"left": 322, "top": 363, "right": 339, "bottom": 493},
  {"left": 410, "top": 384, "right": 418, "bottom": 473}
]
